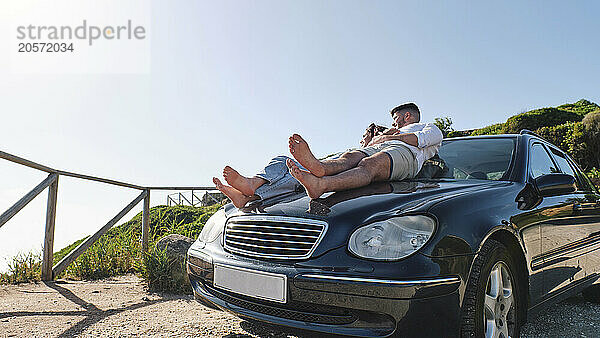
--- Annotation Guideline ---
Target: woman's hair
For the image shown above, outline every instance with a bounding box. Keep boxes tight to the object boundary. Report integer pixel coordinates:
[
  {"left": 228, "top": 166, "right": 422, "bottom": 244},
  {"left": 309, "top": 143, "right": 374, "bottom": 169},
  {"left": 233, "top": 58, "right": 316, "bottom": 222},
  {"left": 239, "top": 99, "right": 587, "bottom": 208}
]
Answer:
[{"left": 367, "top": 123, "right": 388, "bottom": 137}]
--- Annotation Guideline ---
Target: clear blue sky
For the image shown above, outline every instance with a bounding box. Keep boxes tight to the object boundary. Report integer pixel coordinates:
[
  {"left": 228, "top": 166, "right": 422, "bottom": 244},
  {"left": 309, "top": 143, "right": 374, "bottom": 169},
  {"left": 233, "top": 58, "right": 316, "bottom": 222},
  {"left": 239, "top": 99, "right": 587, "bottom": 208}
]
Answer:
[{"left": 1, "top": 0, "right": 599, "bottom": 269}]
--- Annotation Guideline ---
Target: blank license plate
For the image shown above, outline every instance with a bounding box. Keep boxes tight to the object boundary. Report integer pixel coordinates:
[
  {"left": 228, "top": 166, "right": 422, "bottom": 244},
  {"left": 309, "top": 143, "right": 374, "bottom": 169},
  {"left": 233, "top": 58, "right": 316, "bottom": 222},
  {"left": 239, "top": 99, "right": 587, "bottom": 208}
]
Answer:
[{"left": 213, "top": 264, "right": 287, "bottom": 303}]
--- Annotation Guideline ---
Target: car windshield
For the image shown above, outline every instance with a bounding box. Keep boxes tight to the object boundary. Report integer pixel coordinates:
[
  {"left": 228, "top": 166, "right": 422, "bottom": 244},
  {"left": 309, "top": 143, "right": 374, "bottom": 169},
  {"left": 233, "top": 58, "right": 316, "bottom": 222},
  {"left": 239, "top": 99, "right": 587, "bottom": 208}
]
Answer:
[{"left": 435, "top": 138, "right": 516, "bottom": 181}]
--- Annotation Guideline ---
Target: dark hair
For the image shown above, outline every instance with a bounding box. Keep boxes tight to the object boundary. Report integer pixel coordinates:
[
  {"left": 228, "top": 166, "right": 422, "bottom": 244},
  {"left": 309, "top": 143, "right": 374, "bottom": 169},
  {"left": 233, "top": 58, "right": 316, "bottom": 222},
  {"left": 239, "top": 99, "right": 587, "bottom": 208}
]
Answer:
[
  {"left": 367, "top": 123, "right": 387, "bottom": 136},
  {"left": 390, "top": 102, "right": 420, "bottom": 121}
]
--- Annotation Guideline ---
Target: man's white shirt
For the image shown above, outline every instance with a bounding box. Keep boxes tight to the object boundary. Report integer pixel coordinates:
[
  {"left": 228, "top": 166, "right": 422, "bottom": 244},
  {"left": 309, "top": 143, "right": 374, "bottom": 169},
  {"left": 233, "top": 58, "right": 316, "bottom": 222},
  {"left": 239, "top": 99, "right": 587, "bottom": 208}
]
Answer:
[{"left": 387, "top": 123, "right": 444, "bottom": 169}]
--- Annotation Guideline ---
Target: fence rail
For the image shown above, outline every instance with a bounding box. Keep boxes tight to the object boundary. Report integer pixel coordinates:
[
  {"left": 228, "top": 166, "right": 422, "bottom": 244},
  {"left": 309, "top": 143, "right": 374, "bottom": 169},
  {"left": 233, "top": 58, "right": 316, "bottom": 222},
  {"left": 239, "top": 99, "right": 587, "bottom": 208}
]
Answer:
[
  {"left": 0, "top": 150, "right": 215, "bottom": 281},
  {"left": 165, "top": 190, "right": 223, "bottom": 207}
]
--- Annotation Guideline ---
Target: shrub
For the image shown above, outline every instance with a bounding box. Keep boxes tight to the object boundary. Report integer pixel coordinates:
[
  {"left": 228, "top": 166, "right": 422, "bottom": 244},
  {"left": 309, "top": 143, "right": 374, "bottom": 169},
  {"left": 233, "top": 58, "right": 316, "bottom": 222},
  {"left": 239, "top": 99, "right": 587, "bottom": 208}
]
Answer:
[
  {"left": 140, "top": 246, "right": 190, "bottom": 294},
  {"left": 0, "top": 251, "right": 42, "bottom": 284},
  {"left": 471, "top": 123, "right": 505, "bottom": 136},
  {"left": 536, "top": 122, "right": 578, "bottom": 152},
  {"left": 536, "top": 122, "right": 588, "bottom": 168},
  {"left": 582, "top": 111, "right": 600, "bottom": 169},
  {"left": 536, "top": 111, "right": 600, "bottom": 171},
  {"left": 447, "top": 130, "right": 471, "bottom": 138},
  {"left": 587, "top": 168, "right": 600, "bottom": 189},
  {"left": 59, "top": 228, "right": 140, "bottom": 279},
  {"left": 503, "top": 108, "right": 582, "bottom": 134},
  {"left": 1, "top": 204, "right": 219, "bottom": 291},
  {"left": 557, "top": 99, "right": 600, "bottom": 116}
]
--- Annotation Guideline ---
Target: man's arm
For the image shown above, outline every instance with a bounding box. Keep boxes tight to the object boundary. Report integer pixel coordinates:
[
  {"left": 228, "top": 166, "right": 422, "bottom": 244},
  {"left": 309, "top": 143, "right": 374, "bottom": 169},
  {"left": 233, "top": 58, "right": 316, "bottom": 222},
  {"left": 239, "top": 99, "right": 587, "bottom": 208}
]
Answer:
[
  {"left": 381, "top": 127, "right": 398, "bottom": 135},
  {"left": 368, "top": 123, "right": 443, "bottom": 148},
  {"left": 412, "top": 123, "right": 443, "bottom": 148},
  {"left": 369, "top": 133, "right": 418, "bottom": 146}
]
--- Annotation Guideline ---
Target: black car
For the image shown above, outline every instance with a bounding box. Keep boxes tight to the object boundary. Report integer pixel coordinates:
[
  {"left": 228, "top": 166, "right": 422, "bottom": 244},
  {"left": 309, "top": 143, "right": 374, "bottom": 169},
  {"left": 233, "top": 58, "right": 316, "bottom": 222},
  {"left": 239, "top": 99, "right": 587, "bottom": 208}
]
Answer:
[{"left": 187, "top": 131, "right": 600, "bottom": 337}]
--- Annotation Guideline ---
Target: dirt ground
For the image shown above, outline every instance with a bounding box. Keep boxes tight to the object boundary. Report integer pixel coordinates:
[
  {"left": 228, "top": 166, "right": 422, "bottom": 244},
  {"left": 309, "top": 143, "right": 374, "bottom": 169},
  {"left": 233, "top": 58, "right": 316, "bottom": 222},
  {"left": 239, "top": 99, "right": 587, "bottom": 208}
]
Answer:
[{"left": 1, "top": 274, "right": 599, "bottom": 337}]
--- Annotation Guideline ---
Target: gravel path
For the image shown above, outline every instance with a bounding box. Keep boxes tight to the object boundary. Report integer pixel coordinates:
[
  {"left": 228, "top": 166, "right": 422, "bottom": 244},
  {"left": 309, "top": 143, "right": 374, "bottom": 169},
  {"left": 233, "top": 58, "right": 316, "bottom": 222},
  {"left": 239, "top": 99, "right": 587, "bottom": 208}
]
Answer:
[{"left": 1, "top": 275, "right": 599, "bottom": 337}]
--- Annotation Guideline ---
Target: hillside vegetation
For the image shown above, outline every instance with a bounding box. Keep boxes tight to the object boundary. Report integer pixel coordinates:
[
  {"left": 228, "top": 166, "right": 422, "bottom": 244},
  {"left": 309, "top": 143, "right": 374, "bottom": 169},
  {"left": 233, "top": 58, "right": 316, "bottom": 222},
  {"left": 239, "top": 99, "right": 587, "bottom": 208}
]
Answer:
[
  {"left": 1, "top": 204, "right": 219, "bottom": 292},
  {"left": 449, "top": 99, "right": 600, "bottom": 183}
]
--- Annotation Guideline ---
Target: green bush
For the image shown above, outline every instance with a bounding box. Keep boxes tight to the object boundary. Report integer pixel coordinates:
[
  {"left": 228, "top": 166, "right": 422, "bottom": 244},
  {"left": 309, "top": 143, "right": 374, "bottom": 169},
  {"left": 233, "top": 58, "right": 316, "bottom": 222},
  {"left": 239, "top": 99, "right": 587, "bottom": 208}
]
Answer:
[
  {"left": 0, "top": 251, "right": 42, "bottom": 284},
  {"left": 57, "top": 204, "right": 218, "bottom": 281},
  {"left": 447, "top": 130, "right": 470, "bottom": 138},
  {"left": 1, "top": 204, "right": 219, "bottom": 291},
  {"left": 582, "top": 110, "right": 600, "bottom": 169},
  {"left": 471, "top": 123, "right": 505, "bottom": 136},
  {"left": 59, "top": 227, "right": 141, "bottom": 279},
  {"left": 503, "top": 108, "right": 582, "bottom": 134},
  {"left": 536, "top": 122, "right": 588, "bottom": 167},
  {"left": 586, "top": 168, "right": 600, "bottom": 189},
  {"left": 557, "top": 99, "right": 600, "bottom": 116},
  {"left": 535, "top": 110, "right": 600, "bottom": 171},
  {"left": 536, "top": 122, "right": 579, "bottom": 152},
  {"left": 140, "top": 246, "right": 190, "bottom": 294}
]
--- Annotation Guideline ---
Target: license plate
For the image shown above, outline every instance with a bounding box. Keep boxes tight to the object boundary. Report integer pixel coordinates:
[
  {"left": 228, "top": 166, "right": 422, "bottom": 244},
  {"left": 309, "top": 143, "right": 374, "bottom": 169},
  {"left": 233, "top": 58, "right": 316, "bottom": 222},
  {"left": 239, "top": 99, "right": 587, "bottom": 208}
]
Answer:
[{"left": 213, "top": 264, "right": 287, "bottom": 303}]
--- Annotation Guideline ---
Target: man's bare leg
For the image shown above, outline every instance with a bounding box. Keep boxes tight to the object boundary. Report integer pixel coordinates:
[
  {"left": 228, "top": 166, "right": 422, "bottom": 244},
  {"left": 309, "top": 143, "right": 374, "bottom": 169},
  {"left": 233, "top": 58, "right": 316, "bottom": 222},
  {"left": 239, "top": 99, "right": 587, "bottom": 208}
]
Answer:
[
  {"left": 223, "top": 166, "right": 267, "bottom": 196},
  {"left": 321, "top": 151, "right": 368, "bottom": 175},
  {"left": 289, "top": 134, "right": 366, "bottom": 177},
  {"left": 286, "top": 153, "right": 391, "bottom": 199},
  {"left": 213, "top": 177, "right": 259, "bottom": 208}
]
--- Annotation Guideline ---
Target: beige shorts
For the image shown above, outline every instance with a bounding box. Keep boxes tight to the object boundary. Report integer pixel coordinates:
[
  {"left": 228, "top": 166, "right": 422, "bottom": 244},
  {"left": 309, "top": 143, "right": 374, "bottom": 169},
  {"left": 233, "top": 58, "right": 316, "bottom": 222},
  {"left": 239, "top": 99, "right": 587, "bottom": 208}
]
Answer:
[{"left": 358, "top": 142, "right": 419, "bottom": 180}]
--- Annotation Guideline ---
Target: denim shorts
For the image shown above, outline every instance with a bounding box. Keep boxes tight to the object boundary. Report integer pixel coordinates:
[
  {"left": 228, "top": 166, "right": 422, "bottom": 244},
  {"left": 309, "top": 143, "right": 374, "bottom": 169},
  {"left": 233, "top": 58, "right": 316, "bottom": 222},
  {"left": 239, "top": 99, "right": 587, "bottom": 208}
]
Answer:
[{"left": 254, "top": 156, "right": 305, "bottom": 200}]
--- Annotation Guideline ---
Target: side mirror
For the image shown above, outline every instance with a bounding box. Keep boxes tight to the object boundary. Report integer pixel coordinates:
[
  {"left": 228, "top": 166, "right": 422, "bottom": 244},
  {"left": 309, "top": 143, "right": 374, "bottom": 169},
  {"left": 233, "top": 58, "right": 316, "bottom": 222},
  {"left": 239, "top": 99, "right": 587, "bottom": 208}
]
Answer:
[{"left": 534, "top": 173, "right": 576, "bottom": 197}]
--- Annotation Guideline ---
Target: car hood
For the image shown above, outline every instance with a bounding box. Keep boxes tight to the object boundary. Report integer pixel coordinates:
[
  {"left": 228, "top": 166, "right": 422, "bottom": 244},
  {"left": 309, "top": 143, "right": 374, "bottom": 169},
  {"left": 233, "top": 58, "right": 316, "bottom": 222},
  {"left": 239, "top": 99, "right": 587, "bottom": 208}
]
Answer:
[
  {"left": 223, "top": 179, "right": 512, "bottom": 258},
  {"left": 226, "top": 179, "right": 511, "bottom": 221}
]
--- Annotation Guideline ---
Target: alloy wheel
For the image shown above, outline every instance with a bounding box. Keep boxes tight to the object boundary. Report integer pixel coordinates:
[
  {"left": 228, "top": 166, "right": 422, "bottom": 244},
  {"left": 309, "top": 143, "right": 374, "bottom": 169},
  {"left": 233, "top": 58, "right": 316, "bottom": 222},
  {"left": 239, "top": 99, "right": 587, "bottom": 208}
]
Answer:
[{"left": 483, "top": 261, "right": 515, "bottom": 338}]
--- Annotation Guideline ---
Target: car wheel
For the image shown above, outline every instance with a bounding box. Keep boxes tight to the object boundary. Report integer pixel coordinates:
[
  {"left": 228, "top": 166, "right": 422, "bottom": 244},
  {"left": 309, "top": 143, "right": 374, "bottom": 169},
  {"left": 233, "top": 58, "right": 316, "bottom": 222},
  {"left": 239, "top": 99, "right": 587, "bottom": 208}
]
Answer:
[
  {"left": 460, "top": 239, "right": 522, "bottom": 338},
  {"left": 582, "top": 285, "right": 600, "bottom": 303}
]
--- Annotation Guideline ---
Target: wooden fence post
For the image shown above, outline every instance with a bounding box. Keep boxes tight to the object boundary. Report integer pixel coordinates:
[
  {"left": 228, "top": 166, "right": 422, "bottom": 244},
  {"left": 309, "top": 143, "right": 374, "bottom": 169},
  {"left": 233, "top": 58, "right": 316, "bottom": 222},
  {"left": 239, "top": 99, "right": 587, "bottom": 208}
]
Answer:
[
  {"left": 42, "top": 175, "right": 59, "bottom": 281},
  {"left": 142, "top": 189, "right": 150, "bottom": 253}
]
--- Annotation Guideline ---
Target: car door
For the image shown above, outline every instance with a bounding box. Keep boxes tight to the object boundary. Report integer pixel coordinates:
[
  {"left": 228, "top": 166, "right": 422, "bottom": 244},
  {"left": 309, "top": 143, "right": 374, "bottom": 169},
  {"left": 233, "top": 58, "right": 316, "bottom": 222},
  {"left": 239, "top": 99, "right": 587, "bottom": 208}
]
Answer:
[
  {"left": 552, "top": 150, "right": 600, "bottom": 280},
  {"left": 527, "top": 142, "right": 586, "bottom": 299},
  {"left": 534, "top": 144, "right": 600, "bottom": 299},
  {"left": 513, "top": 142, "right": 571, "bottom": 304}
]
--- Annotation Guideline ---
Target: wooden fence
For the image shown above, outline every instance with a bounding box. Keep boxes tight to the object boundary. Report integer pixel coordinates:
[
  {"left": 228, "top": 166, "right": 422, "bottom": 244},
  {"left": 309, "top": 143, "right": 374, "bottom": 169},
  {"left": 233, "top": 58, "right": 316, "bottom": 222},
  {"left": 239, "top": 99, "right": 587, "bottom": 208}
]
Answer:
[
  {"left": 166, "top": 191, "right": 223, "bottom": 207},
  {"left": 0, "top": 150, "right": 214, "bottom": 281}
]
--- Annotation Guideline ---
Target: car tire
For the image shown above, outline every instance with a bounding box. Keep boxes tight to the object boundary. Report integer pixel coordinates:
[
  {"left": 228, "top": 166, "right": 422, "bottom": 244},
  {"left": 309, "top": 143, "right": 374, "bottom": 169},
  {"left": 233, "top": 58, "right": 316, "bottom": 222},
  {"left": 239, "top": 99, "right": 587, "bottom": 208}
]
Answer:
[
  {"left": 582, "top": 285, "right": 600, "bottom": 303},
  {"left": 460, "top": 239, "right": 522, "bottom": 338}
]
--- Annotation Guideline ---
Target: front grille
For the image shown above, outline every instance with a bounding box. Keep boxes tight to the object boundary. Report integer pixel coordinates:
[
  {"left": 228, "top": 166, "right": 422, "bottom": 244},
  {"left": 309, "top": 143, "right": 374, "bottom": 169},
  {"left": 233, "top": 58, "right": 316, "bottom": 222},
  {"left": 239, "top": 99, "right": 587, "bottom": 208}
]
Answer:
[
  {"left": 205, "top": 283, "right": 356, "bottom": 325},
  {"left": 224, "top": 216, "right": 327, "bottom": 260}
]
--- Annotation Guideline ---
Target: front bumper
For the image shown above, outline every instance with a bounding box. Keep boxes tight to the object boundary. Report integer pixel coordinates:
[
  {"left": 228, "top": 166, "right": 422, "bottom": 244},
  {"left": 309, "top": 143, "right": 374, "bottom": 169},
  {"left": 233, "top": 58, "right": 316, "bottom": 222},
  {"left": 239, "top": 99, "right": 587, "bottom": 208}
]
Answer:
[{"left": 187, "top": 245, "right": 464, "bottom": 337}]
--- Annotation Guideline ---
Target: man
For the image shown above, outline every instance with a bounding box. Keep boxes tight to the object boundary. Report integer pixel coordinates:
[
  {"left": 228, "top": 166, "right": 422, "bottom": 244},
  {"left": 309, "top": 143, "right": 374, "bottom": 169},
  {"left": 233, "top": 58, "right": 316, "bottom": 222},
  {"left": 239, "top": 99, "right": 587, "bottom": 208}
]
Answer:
[
  {"left": 213, "top": 122, "right": 387, "bottom": 208},
  {"left": 286, "top": 102, "right": 443, "bottom": 199}
]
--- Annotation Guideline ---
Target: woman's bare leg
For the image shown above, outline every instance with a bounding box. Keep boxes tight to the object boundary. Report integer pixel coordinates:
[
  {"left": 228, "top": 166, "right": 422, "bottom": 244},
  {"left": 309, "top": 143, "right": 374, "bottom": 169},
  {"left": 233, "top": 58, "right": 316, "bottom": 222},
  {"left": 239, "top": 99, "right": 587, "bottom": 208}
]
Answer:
[
  {"left": 213, "top": 177, "right": 258, "bottom": 208},
  {"left": 223, "top": 166, "right": 267, "bottom": 196}
]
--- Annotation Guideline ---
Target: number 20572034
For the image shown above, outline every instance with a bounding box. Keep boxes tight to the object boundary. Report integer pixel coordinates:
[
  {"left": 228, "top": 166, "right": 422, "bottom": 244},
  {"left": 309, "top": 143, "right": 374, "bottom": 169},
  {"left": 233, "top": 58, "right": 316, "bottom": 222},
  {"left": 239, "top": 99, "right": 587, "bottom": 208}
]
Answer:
[{"left": 18, "top": 43, "right": 74, "bottom": 53}]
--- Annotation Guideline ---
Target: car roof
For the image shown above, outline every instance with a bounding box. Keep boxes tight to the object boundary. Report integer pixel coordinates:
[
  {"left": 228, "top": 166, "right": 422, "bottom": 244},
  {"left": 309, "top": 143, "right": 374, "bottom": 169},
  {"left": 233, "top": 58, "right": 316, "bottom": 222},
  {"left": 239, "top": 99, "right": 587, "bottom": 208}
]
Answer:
[{"left": 444, "top": 134, "right": 519, "bottom": 141}]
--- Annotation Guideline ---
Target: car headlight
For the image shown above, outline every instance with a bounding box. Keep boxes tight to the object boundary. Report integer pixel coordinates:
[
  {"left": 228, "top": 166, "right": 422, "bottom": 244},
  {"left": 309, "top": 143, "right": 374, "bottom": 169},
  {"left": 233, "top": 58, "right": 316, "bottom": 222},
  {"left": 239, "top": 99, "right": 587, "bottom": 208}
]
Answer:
[
  {"left": 348, "top": 215, "right": 436, "bottom": 260},
  {"left": 197, "top": 208, "right": 226, "bottom": 245}
]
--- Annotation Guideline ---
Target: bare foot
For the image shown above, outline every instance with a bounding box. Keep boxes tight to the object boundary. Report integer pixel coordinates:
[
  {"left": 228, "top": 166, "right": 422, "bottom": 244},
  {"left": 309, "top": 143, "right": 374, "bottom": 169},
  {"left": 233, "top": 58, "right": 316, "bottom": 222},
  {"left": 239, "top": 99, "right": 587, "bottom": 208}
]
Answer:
[
  {"left": 288, "top": 134, "right": 326, "bottom": 177},
  {"left": 286, "top": 159, "right": 326, "bottom": 199},
  {"left": 213, "top": 177, "right": 253, "bottom": 208},
  {"left": 222, "top": 166, "right": 263, "bottom": 196}
]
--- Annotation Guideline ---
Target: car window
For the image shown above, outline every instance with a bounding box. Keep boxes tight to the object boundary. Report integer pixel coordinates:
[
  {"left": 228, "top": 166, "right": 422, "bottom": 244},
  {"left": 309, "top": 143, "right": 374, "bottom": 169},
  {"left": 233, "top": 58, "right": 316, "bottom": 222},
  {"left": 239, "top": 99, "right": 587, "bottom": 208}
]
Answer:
[
  {"left": 437, "top": 138, "right": 515, "bottom": 181},
  {"left": 549, "top": 148, "right": 576, "bottom": 178},
  {"left": 549, "top": 147, "right": 588, "bottom": 190},
  {"left": 529, "top": 143, "right": 559, "bottom": 178},
  {"left": 567, "top": 157, "right": 596, "bottom": 192}
]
